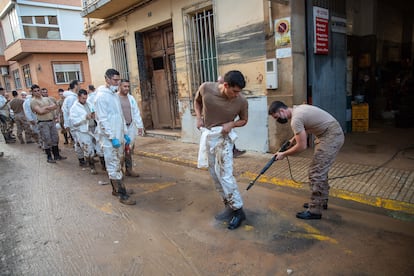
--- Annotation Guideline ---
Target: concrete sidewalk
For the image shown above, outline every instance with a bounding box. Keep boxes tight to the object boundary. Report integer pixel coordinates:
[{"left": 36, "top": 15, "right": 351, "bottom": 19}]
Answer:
[{"left": 135, "top": 133, "right": 414, "bottom": 216}]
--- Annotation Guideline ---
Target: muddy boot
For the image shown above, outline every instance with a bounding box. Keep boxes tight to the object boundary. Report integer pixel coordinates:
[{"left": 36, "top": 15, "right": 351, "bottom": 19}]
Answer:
[
  {"left": 111, "top": 181, "right": 134, "bottom": 196},
  {"left": 215, "top": 199, "right": 234, "bottom": 221},
  {"left": 78, "top": 158, "right": 87, "bottom": 167},
  {"left": 45, "top": 148, "right": 56, "bottom": 163},
  {"left": 52, "top": 146, "right": 67, "bottom": 161},
  {"left": 228, "top": 208, "right": 246, "bottom": 230},
  {"left": 125, "top": 152, "right": 139, "bottom": 177},
  {"left": 87, "top": 157, "right": 97, "bottom": 175},
  {"left": 4, "top": 133, "right": 16, "bottom": 144},
  {"left": 99, "top": 156, "right": 106, "bottom": 171},
  {"left": 63, "top": 132, "right": 69, "bottom": 144},
  {"left": 112, "top": 179, "right": 136, "bottom": 205}
]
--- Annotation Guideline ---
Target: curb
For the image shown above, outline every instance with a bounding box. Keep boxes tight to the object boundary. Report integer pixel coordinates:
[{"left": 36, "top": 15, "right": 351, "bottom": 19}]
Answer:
[{"left": 136, "top": 151, "right": 414, "bottom": 216}]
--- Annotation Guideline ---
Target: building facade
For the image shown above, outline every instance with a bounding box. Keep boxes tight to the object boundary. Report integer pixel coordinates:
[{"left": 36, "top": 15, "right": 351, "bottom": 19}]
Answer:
[
  {"left": 0, "top": 0, "right": 92, "bottom": 98},
  {"left": 82, "top": 0, "right": 414, "bottom": 153}
]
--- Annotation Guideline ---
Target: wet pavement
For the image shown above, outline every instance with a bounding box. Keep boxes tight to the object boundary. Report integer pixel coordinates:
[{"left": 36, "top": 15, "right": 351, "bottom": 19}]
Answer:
[{"left": 137, "top": 127, "right": 414, "bottom": 216}]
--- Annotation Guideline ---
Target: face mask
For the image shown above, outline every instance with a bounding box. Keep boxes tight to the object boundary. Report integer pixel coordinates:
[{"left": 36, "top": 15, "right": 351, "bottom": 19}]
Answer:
[
  {"left": 109, "top": 85, "right": 118, "bottom": 93},
  {"left": 277, "top": 117, "right": 288, "bottom": 124}
]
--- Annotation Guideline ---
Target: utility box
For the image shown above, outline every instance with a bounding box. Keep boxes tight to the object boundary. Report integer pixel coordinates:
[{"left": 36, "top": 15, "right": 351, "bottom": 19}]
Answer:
[{"left": 265, "top": 59, "right": 278, "bottom": 89}]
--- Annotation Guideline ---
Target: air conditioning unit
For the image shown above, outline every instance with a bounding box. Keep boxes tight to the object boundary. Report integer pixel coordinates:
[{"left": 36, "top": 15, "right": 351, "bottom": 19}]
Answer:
[{"left": 1, "top": 67, "right": 9, "bottom": 76}]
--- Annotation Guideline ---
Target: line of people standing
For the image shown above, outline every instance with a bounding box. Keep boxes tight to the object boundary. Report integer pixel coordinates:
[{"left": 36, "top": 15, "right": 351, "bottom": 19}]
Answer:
[
  {"left": 2, "top": 68, "right": 144, "bottom": 206},
  {"left": 60, "top": 68, "right": 144, "bottom": 205}
]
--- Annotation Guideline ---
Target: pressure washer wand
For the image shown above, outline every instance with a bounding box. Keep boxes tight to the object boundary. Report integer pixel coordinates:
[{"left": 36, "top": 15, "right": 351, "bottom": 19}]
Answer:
[{"left": 246, "top": 140, "right": 291, "bottom": 191}]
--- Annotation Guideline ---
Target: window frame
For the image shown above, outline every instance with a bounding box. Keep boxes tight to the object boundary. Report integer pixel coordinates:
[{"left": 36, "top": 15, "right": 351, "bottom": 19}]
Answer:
[
  {"left": 12, "top": 69, "right": 22, "bottom": 90},
  {"left": 22, "top": 64, "right": 32, "bottom": 88},
  {"left": 52, "top": 62, "right": 84, "bottom": 84},
  {"left": 21, "top": 15, "right": 60, "bottom": 39}
]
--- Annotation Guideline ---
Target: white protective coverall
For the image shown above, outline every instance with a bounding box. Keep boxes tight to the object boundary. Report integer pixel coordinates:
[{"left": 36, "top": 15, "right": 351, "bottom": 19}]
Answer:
[
  {"left": 23, "top": 95, "right": 40, "bottom": 142},
  {"left": 62, "top": 91, "right": 84, "bottom": 159},
  {"left": 197, "top": 127, "right": 242, "bottom": 209},
  {"left": 123, "top": 93, "right": 144, "bottom": 148},
  {"left": 69, "top": 101, "right": 95, "bottom": 158},
  {"left": 95, "top": 85, "right": 127, "bottom": 180}
]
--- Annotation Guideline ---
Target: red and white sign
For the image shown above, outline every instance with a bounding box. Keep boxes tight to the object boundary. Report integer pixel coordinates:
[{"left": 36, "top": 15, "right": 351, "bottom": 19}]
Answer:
[{"left": 313, "top": 7, "right": 329, "bottom": 55}]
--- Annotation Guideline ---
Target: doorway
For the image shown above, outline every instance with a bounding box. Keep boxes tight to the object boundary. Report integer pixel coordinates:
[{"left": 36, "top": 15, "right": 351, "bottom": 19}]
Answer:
[{"left": 140, "top": 25, "right": 180, "bottom": 129}]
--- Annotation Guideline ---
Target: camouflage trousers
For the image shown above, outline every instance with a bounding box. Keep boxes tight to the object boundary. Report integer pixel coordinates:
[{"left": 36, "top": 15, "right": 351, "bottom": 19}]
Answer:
[
  {"left": 14, "top": 112, "right": 34, "bottom": 142},
  {"left": 308, "top": 121, "right": 344, "bottom": 214},
  {"left": 0, "top": 114, "right": 13, "bottom": 137}
]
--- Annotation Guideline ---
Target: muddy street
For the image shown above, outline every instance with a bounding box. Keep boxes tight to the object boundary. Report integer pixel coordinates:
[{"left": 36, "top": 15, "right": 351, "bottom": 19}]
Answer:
[{"left": 1, "top": 143, "right": 414, "bottom": 275}]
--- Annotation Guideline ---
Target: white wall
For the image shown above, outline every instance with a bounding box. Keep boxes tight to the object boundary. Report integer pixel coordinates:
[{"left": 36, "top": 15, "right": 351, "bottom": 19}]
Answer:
[{"left": 181, "top": 95, "right": 269, "bottom": 153}]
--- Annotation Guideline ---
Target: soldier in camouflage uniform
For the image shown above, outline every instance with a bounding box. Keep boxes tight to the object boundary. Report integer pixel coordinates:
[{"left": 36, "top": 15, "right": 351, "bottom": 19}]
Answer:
[{"left": 269, "top": 101, "right": 344, "bottom": 220}]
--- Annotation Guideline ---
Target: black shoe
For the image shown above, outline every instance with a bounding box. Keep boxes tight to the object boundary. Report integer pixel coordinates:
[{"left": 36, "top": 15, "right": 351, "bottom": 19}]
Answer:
[
  {"left": 228, "top": 208, "right": 246, "bottom": 230},
  {"left": 303, "top": 201, "right": 328, "bottom": 210},
  {"left": 296, "top": 210, "right": 322, "bottom": 220},
  {"left": 215, "top": 206, "right": 234, "bottom": 221}
]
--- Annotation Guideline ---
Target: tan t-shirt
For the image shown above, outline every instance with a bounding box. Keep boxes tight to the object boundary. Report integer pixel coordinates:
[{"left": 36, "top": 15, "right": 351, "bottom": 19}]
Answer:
[
  {"left": 30, "top": 97, "right": 54, "bottom": 121},
  {"left": 194, "top": 82, "right": 248, "bottom": 129},
  {"left": 291, "top": 104, "right": 337, "bottom": 137},
  {"left": 9, "top": 98, "right": 24, "bottom": 114},
  {"left": 119, "top": 95, "right": 132, "bottom": 125}
]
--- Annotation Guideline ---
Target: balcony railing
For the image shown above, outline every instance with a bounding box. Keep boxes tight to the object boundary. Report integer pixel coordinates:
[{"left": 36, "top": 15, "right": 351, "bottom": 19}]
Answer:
[{"left": 81, "top": 0, "right": 150, "bottom": 19}]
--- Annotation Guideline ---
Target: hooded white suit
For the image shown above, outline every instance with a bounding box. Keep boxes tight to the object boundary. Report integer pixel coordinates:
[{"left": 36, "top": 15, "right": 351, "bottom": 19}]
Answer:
[
  {"left": 94, "top": 85, "right": 127, "bottom": 180},
  {"left": 69, "top": 101, "right": 95, "bottom": 158}
]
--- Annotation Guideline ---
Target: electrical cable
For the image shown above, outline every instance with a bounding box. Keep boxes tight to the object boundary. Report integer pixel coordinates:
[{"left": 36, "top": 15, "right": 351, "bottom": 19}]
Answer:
[{"left": 285, "top": 145, "right": 414, "bottom": 184}]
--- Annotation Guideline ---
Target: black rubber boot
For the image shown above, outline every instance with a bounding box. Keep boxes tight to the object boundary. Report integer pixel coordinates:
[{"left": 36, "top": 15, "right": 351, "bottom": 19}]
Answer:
[
  {"left": 52, "top": 146, "right": 67, "bottom": 160},
  {"left": 78, "top": 158, "right": 87, "bottom": 167},
  {"left": 99, "top": 156, "right": 106, "bottom": 171},
  {"left": 215, "top": 199, "right": 233, "bottom": 221},
  {"left": 125, "top": 152, "right": 139, "bottom": 177},
  {"left": 228, "top": 208, "right": 246, "bottom": 230},
  {"left": 87, "top": 157, "right": 97, "bottom": 175},
  {"left": 45, "top": 148, "right": 56, "bottom": 163},
  {"left": 63, "top": 132, "right": 69, "bottom": 144},
  {"left": 114, "top": 180, "right": 136, "bottom": 205}
]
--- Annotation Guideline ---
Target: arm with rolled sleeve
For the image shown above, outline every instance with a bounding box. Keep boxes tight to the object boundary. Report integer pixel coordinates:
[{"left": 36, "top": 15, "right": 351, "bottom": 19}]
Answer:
[{"left": 128, "top": 94, "right": 144, "bottom": 135}]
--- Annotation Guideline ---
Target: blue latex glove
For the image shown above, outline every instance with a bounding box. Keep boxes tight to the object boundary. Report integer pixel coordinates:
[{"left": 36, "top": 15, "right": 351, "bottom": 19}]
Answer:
[
  {"left": 124, "top": 134, "right": 131, "bottom": 145},
  {"left": 111, "top": 138, "right": 121, "bottom": 148}
]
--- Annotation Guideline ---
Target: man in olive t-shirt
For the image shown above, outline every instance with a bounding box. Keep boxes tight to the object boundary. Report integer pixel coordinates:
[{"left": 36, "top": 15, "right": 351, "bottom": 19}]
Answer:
[
  {"left": 194, "top": 70, "right": 248, "bottom": 230},
  {"left": 269, "top": 101, "right": 344, "bottom": 220}
]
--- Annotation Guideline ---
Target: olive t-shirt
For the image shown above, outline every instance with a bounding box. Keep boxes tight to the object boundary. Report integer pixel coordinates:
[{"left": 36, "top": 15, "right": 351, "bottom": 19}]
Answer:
[
  {"left": 194, "top": 82, "right": 248, "bottom": 129},
  {"left": 30, "top": 97, "right": 54, "bottom": 121},
  {"left": 291, "top": 104, "right": 337, "bottom": 137}
]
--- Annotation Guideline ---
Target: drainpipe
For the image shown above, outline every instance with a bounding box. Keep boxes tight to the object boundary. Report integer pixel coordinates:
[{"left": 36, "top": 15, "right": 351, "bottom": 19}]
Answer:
[{"left": 268, "top": 0, "right": 273, "bottom": 34}]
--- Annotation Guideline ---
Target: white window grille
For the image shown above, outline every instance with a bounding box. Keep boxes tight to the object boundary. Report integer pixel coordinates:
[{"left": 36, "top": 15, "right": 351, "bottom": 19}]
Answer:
[
  {"left": 12, "top": 69, "right": 22, "bottom": 90},
  {"left": 184, "top": 8, "right": 218, "bottom": 98},
  {"left": 111, "top": 37, "right": 129, "bottom": 80},
  {"left": 53, "top": 63, "right": 83, "bottom": 84},
  {"left": 21, "top": 15, "right": 60, "bottom": 39}
]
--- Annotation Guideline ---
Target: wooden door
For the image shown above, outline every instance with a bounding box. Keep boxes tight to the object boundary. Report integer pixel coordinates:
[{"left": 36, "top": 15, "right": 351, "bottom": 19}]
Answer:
[{"left": 145, "top": 25, "right": 180, "bottom": 129}]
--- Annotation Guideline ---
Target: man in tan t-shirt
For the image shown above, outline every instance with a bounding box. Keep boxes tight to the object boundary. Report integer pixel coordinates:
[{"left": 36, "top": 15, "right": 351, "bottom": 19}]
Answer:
[
  {"left": 268, "top": 101, "right": 344, "bottom": 220},
  {"left": 30, "top": 84, "right": 66, "bottom": 163},
  {"left": 194, "top": 70, "right": 248, "bottom": 230}
]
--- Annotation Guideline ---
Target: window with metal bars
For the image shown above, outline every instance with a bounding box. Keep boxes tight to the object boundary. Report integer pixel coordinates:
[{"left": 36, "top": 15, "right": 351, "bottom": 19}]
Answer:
[
  {"left": 22, "top": 64, "right": 32, "bottom": 88},
  {"left": 185, "top": 8, "right": 218, "bottom": 99},
  {"left": 12, "top": 69, "right": 22, "bottom": 90},
  {"left": 111, "top": 37, "right": 129, "bottom": 80}
]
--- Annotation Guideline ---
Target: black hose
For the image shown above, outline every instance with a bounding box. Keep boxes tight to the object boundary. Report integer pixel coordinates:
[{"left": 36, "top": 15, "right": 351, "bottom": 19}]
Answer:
[{"left": 285, "top": 145, "right": 414, "bottom": 184}]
